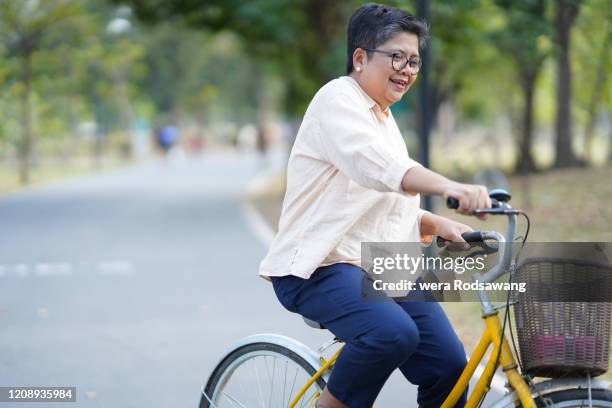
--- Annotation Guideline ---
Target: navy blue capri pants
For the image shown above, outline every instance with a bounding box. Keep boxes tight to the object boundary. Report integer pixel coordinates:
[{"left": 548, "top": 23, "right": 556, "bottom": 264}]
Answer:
[{"left": 271, "top": 263, "right": 468, "bottom": 408}]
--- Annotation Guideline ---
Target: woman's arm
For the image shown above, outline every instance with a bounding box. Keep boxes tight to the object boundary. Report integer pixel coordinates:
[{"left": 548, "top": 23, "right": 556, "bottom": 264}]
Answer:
[
  {"left": 400, "top": 166, "right": 491, "bottom": 218},
  {"left": 404, "top": 166, "right": 491, "bottom": 242}
]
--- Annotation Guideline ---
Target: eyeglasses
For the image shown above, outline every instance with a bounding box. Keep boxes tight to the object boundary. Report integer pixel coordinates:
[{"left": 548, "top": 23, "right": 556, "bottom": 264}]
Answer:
[{"left": 363, "top": 48, "right": 422, "bottom": 74}]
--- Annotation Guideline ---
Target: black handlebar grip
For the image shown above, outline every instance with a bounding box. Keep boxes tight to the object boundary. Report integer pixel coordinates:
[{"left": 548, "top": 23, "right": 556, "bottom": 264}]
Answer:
[
  {"left": 436, "top": 231, "right": 484, "bottom": 247},
  {"left": 461, "top": 231, "right": 484, "bottom": 242},
  {"left": 446, "top": 197, "right": 500, "bottom": 210},
  {"left": 446, "top": 197, "right": 459, "bottom": 209}
]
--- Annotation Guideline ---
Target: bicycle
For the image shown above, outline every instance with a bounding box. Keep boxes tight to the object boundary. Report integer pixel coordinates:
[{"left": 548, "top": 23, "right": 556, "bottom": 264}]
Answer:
[{"left": 200, "top": 189, "right": 612, "bottom": 407}]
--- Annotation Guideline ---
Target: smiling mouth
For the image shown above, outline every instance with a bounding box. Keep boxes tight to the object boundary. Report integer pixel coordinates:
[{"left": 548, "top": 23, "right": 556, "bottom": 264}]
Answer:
[{"left": 390, "top": 78, "right": 408, "bottom": 87}]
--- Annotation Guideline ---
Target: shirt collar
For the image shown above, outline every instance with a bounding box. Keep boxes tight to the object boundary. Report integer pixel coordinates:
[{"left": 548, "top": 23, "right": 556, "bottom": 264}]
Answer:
[{"left": 343, "top": 76, "right": 390, "bottom": 120}]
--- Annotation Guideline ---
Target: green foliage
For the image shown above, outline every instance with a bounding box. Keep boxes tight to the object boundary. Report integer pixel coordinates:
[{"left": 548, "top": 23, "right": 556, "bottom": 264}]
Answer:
[
  {"left": 0, "top": 0, "right": 609, "bottom": 169},
  {"left": 572, "top": 0, "right": 611, "bottom": 123},
  {"left": 117, "top": 0, "right": 352, "bottom": 116}
]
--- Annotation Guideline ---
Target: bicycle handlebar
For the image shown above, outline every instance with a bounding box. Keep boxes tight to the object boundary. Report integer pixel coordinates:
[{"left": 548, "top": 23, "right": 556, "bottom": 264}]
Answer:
[
  {"left": 436, "top": 231, "right": 484, "bottom": 247},
  {"left": 446, "top": 197, "right": 500, "bottom": 210},
  {"left": 446, "top": 195, "right": 521, "bottom": 216},
  {"left": 440, "top": 189, "right": 520, "bottom": 313},
  {"left": 435, "top": 231, "right": 503, "bottom": 256}
]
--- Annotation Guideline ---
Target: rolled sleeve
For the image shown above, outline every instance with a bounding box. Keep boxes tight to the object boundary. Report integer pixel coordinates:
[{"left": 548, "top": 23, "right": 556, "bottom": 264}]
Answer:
[
  {"left": 416, "top": 208, "right": 432, "bottom": 242},
  {"left": 417, "top": 208, "right": 430, "bottom": 227},
  {"left": 319, "top": 92, "right": 421, "bottom": 193},
  {"left": 382, "top": 160, "right": 417, "bottom": 193}
]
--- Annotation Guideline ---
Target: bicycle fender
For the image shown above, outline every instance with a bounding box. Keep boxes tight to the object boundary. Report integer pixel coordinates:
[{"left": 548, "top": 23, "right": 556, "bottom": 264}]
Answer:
[{"left": 489, "top": 377, "right": 612, "bottom": 408}]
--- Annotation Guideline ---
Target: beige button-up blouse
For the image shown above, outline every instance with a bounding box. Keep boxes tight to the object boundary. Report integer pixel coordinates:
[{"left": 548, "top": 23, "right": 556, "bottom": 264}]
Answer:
[{"left": 259, "top": 76, "right": 427, "bottom": 280}]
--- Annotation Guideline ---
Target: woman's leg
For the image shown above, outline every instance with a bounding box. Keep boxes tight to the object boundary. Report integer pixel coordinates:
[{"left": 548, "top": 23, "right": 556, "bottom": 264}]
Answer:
[
  {"left": 271, "top": 263, "right": 420, "bottom": 407},
  {"left": 395, "top": 301, "right": 468, "bottom": 408}
]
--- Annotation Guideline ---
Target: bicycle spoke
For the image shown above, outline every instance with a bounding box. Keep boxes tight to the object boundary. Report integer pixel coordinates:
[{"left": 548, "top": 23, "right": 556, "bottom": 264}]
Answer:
[
  {"left": 235, "top": 365, "right": 248, "bottom": 407},
  {"left": 200, "top": 388, "right": 220, "bottom": 408},
  {"left": 251, "top": 357, "right": 266, "bottom": 408},
  {"left": 298, "top": 383, "right": 316, "bottom": 408},
  {"left": 262, "top": 355, "right": 273, "bottom": 406},
  {"left": 302, "top": 390, "right": 318, "bottom": 408},
  {"left": 288, "top": 365, "right": 299, "bottom": 406},
  {"left": 263, "top": 355, "right": 272, "bottom": 383},
  {"left": 262, "top": 356, "right": 272, "bottom": 407},
  {"left": 269, "top": 356, "right": 276, "bottom": 408},
  {"left": 221, "top": 391, "right": 248, "bottom": 408},
  {"left": 282, "top": 359, "right": 288, "bottom": 408}
]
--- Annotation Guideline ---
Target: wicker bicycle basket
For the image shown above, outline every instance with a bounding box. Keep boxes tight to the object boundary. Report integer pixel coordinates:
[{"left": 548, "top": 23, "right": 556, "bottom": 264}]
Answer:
[{"left": 513, "top": 257, "right": 611, "bottom": 378}]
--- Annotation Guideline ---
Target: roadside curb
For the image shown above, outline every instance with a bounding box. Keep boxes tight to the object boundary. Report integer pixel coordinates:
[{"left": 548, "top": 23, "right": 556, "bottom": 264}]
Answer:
[{"left": 240, "top": 168, "right": 284, "bottom": 246}]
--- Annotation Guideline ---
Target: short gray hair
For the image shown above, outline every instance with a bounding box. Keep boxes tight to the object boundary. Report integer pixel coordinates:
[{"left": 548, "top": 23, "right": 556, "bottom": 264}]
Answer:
[{"left": 346, "top": 3, "right": 429, "bottom": 74}]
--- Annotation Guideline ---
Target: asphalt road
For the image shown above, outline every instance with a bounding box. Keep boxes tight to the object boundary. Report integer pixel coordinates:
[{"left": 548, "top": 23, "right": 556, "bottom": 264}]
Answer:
[{"left": 0, "top": 151, "right": 502, "bottom": 407}]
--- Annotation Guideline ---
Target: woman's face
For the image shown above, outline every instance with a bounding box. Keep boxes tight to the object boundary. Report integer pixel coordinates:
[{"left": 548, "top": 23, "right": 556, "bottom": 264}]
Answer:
[{"left": 352, "top": 32, "right": 420, "bottom": 110}]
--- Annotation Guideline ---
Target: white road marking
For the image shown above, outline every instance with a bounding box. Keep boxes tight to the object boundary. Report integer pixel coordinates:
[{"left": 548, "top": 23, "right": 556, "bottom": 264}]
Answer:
[
  {"left": 240, "top": 201, "right": 274, "bottom": 245},
  {"left": 0, "top": 261, "right": 133, "bottom": 278},
  {"left": 15, "top": 263, "right": 29, "bottom": 278},
  {"left": 96, "top": 261, "right": 133, "bottom": 276},
  {"left": 240, "top": 169, "right": 277, "bottom": 246},
  {"left": 35, "top": 262, "right": 72, "bottom": 277},
  {"left": 36, "top": 307, "right": 49, "bottom": 318}
]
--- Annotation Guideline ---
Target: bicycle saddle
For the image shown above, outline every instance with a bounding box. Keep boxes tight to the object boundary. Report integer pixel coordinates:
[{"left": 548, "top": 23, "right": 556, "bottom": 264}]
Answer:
[{"left": 303, "top": 317, "right": 326, "bottom": 330}]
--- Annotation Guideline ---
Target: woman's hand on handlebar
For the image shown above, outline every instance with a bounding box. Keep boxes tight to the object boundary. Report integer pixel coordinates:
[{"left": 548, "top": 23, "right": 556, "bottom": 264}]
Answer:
[
  {"left": 444, "top": 183, "right": 491, "bottom": 220},
  {"left": 400, "top": 167, "right": 491, "bottom": 219},
  {"left": 425, "top": 214, "right": 474, "bottom": 249}
]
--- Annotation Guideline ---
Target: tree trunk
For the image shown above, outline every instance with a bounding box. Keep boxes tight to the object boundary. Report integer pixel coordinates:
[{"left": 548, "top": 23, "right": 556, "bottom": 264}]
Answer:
[
  {"left": 515, "top": 70, "right": 538, "bottom": 174},
  {"left": 583, "top": 21, "right": 610, "bottom": 162},
  {"left": 249, "top": 62, "right": 268, "bottom": 156},
  {"left": 19, "top": 51, "right": 33, "bottom": 185},
  {"left": 553, "top": 0, "right": 581, "bottom": 168},
  {"left": 112, "top": 68, "right": 134, "bottom": 160},
  {"left": 608, "top": 115, "right": 612, "bottom": 164},
  {"left": 112, "top": 69, "right": 134, "bottom": 132}
]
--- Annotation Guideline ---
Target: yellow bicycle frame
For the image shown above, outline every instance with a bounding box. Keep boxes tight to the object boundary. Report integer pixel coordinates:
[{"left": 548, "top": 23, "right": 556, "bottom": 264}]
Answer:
[
  {"left": 289, "top": 347, "right": 342, "bottom": 408},
  {"left": 441, "top": 311, "right": 535, "bottom": 408},
  {"left": 289, "top": 311, "right": 537, "bottom": 408}
]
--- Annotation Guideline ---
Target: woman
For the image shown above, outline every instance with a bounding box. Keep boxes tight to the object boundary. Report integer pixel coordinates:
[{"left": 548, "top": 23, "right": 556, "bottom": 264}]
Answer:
[{"left": 259, "top": 4, "right": 490, "bottom": 407}]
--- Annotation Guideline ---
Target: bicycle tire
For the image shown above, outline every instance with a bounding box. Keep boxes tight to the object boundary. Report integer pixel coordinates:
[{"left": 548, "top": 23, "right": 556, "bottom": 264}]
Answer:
[
  {"left": 200, "top": 342, "right": 327, "bottom": 408},
  {"left": 514, "top": 388, "right": 612, "bottom": 407}
]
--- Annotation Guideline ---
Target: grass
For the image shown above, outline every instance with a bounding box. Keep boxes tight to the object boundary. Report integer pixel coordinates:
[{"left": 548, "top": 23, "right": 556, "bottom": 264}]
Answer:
[
  {"left": 436, "top": 166, "right": 612, "bottom": 242},
  {"left": 0, "top": 156, "right": 129, "bottom": 196},
  {"left": 246, "top": 165, "right": 612, "bottom": 381}
]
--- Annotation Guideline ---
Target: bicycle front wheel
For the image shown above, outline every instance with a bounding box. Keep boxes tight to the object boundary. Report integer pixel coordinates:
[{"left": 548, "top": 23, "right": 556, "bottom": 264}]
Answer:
[
  {"left": 200, "top": 342, "right": 327, "bottom": 408},
  {"left": 516, "top": 388, "right": 612, "bottom": 407}
]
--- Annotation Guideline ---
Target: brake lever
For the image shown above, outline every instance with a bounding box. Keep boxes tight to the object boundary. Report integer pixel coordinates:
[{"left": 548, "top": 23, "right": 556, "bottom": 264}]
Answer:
[{"left": 472, "top": 208, "right": 521, "bottom": 215}]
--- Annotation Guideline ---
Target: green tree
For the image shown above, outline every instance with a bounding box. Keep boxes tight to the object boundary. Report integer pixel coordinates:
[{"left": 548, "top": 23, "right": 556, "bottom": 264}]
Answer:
[
  {"left": 492, "top": 0, "right": 551, "bottom": 173},
  {"left": 112, "top": 0, "right": 352, "bottom": 150},
  {"left": 0, "top": 0, "right": 80, "bottom": 183},
  {"left": 553, "top": 0, "right": 583, "bottom": 168},
  {"left": 572, "top": 0, "right": 611, "bottom": 163}
]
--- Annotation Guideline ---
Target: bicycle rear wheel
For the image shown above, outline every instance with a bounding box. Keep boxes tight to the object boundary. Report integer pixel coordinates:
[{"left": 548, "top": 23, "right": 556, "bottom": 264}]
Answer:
[
  {"left": 515, "top": 388, "right": 612, "bottom": 407},
  {"left": 200, "top": 342, "right": 327, "bottom": 408}
]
